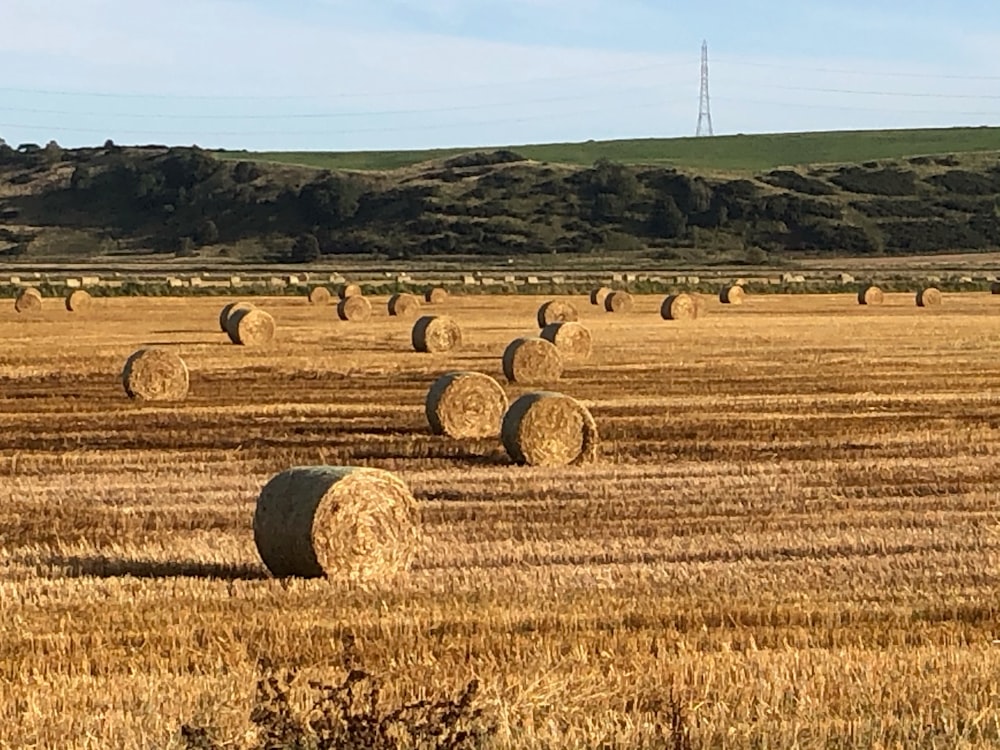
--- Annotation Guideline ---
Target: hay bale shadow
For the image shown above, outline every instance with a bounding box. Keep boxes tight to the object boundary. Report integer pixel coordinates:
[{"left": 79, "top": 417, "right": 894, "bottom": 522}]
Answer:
[{"left": 50, "top": 554, "right": 269, "bottom": 580}]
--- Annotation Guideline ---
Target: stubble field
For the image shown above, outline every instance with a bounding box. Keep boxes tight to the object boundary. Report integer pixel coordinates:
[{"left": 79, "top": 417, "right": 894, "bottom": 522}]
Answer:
[{"left": 2, "top": 291, "right": 1000, "bottom": 749}]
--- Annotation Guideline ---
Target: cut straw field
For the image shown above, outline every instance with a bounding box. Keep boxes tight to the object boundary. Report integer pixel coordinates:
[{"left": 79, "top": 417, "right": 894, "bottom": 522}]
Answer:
[{"left": 2, "top": 292, "right": 1000, "bottom": 748}]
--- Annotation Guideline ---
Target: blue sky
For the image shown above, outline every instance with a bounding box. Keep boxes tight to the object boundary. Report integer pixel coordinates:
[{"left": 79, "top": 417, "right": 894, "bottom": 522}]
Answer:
[{"left": 1, "top": 0, "right": 999, "bottom": 151}]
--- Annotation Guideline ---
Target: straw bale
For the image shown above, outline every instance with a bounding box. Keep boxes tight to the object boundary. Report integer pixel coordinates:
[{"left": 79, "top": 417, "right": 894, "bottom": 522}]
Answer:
[
  {"left": 388, "top": 292, "right": 421, "bottom": 318},
  {"left": 425, "top": 371, "right": 508, "bottom": 439},
  {"left": 14, "top": 287, "right": 42, "bottom": 313},
  {"left": 307, "top": 286, "right": 331, "bottom": 305},
  {"left": 338, "top": 283, "right": 362, "bottom": 300},
  {"left": 858, "top": 285, "right": 884, "bottom": 305},
  {"left": 604, "top": 290, "right": 634, "bottom": 313},
  {"left": 502, "top": 337, "right": 563, "bottom": 384},
  {"left": 540, "top": 321, "right": 592, "bottom": 361},
  {"left": 65, "top": 289, "right": 93, "bottom": 312},
  {"left": 219, "top": 301, "right": 255, "bottom": 332},
  {"left": 121, "top": 348, "right": 189, "bottom": 401},
  {"left": 425, "top": 287, "right": 448, "bottom": 304},
  {"left": 501, "top": 391, "right": 598, "bottom": 467},
  {"left": 337, "top": 295, "right": 372, "bottom": 322},
  {"left": 719, "top": 284, "right": 745, "bottom": 304},
  {"left": 412, "top": 315, "right": 462, "bottom": 353},
  {"left": 536, "top": 299, "right": 579, "bottom": 327},
  {"left": 226, "top": 307, "right": 276, "bottom": 345},
  {"left": 590, "top": 287, "right": 611, "bottom": 306},
  {"left": 660, "top": 293, "right": 697, "bottom": 321},
  {"left": 253, "top": 466, "right": 419, "bottom": 581},
  {"left": 916, "top": 287, "right": 942, "bottom": 307}
]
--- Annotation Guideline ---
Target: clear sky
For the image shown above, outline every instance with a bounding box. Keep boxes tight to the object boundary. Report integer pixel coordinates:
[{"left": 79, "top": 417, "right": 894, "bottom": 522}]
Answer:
[{"left": 1, "top": 0, "right": 999, "bottom": 152}]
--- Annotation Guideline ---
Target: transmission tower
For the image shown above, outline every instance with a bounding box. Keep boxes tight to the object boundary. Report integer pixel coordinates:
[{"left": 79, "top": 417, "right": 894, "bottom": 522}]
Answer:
[{"left": 696, "top": 40, "right": 714, "bottom": 137}]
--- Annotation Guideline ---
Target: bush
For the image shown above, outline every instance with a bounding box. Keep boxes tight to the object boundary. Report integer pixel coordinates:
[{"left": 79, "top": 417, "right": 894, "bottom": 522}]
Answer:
[
  {"left": 830, "top": 167, "right": 917, "bottom": 196},
  {"left": 761, "top": 170, "right": 836, "bottom": 195}
]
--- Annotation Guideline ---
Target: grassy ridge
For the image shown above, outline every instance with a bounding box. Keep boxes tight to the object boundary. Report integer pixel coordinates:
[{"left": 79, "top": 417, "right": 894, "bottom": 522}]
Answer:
[{"left": 217, "top": 126, "right": 1000, "bottom": 173}]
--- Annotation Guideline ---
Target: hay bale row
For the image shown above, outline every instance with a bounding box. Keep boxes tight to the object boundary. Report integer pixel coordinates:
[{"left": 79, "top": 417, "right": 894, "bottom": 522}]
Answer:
[
  {"left": 121, "top": 348, "right": 189, "bottom": 401},
  {"left": 502, "top": 337, "right": 562, "bottom": 384},
  {"left": 536, "top": 299, "right": 579, "bottom": 327},
  {"left": 14, "top": 287, "right": 42, "bottom": 314},
  {"left": 227, "top": 307, "right": 276, "bottom": 346},
  {"left": 425, "top": 287, "right": 448, "bottom": 304},
  {"left": 719, "top": 284, "right": 745, "bottom": 305},
  {"left": 253, "top": 466, "right": 419, "bottom": 581},
  {"left": 338, "top": 295, "right": 372, "bottom": 322},
  {"left": 660, "top": 293, "right": 697, "bottom": 321},
  {"left": 388, "top": 293, "right": 421, "bottom": 319},
  {"left": 858, "top": 285, "right": 884, "bottom": 306},
  {"left": 426, "top": 371, "right": 508, "bottom": 439},
  {"left": 412, "top": 315, "right": 462, "bottom": 353},
  {"left": 307, "top": 286, "right": 331, "bottom": 305},
  {"left": 540, "top": 321, "right": 592, "bottom": 360},
  {"left": 501, "top": 391, "right": 598, "bottom": 467},
  {"left": 65, "top": 289, "right": 92, "bottom": 312}
]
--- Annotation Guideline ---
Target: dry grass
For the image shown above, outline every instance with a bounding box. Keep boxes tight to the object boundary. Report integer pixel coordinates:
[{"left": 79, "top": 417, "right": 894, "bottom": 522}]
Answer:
[{"left": 2, "top": 291, "right": 1000, "bottom": 748}]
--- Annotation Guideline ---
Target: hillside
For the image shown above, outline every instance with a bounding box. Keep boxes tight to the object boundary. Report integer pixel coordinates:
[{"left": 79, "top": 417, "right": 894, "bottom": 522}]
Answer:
[
  {"left": 218, "top": 126, "right": 1000, "bottom": 173},
  {"left": 2, "top": 134, "right": 1000, "bottom": 265}
]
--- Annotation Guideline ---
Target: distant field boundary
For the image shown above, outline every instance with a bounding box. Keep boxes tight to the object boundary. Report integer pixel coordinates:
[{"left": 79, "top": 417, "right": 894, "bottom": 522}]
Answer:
[{"left": 216, "top": 126, "right": 1000, "bottom": 173}]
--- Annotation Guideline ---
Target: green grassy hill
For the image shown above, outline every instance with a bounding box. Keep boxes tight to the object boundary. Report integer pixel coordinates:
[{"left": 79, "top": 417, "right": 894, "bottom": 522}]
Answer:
[{"left": 217, "top": 126, "right": 1000, "bottom": 173}]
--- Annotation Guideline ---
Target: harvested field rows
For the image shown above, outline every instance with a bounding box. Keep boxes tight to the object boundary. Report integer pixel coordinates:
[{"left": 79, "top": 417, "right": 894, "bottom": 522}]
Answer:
[{"left": 2, "top": 293, "right": 1000, "bottom": 748}]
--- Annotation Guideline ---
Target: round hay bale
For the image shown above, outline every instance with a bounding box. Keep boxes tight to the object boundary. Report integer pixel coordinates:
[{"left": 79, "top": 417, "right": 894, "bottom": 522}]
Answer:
[
  {"left": 590, "top": 287, "right": 611, "bottom": 306},
  {"left": 338, "top": 283, "right": 362, "bottom": 300},
  {"left": 501, "top": 391, "right": 598, "bottom": 467},
  {"left": 537, "top": 299, "right": 579, "bottom": 328},
  {"left": 226, "top": 307, "right": 276, "bottom": 345},
  {"left": 253, "top": 466, "right": 419, "bottom": 581},
  {"left": 502, "top": 337, "right": 563, "bottom": 384},
  {"left": 14, "top": 288, "right": 42, "bottom": 314},
  {"left": 337, "top": 295, "right": 372, "bottom": 322},
  {"left": 719, "top": 284, "right": 745, "bottom": 305},
  {"left": 991, "top": 281, "right": 1000, "bottom": 295},
  {"left": 540, "top": 321, "right": 592, "bottom": 361},
  {"left": 307, "top": 286, "right": 331, "bottom": 305},
  {"left": 388, "top": 292, "right": 421, "bottom": 319},
  {"left": 219, "top": 301, "right": 255, "bottom": 332},
  {"left": 65, "top": 289, "right": 93, "bottom": 312},
  {"left": 121, "top": 348, "right": 189, "bottom": 401},
  {"left": 857, "top": 285, "right": 884, "bottom": 306},
  {"left": 412, "top": 315, "right": 462, "bottom": 353},
  {"left": 660, "top": 293, "right": 697, "bottom": 321},
  {"left": 426, "top": 371, "right": 508, "bottom": 439},
  {"left": 425, "top": 287, "right": 448, "bottom": 304},
  {"left": 604, "top": 290, "right": 634, "bottom": 313},
  {"left": 916, "top": 287, "right": 942, "bottom": 308}
]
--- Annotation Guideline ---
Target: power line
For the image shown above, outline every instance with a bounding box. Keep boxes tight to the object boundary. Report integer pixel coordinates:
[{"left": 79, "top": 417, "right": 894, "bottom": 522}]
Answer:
[{"left": 713, "top": 57, "right": 1000, "bottom": 81}]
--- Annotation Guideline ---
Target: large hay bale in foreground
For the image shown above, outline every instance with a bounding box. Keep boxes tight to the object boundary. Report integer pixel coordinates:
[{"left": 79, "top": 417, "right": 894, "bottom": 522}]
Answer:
[
  {"left": 916, "top": 287, "right": 942, "bottom": 307},
  {"left": 660, "top": 293, "right": 697, "bottom": 321},
  {"left": 858, "top": 285, "right": 884, "bottom": 306},
  {"left": 425, "top": 287, "right": 448, "bottom": 304},
  {"left": 226, "top": 307, "right": 276, "bottom": 345},
  {"left": 121, "top": 348, "right": 189, "bottom": 401},
  {"left": 426, "top": 371, "right": 508, "bottom": 439},
  {"left": 65, "top": 289, "right": 93, "bottom": 312},
  {"left": 307, "top": 286, "right": 331, "bottom": 305},
  {"left": 501, "top": 391, "right": 598, "bottom": 467},
  {"left": 219, "top": 301, "right": 255, "bottom": 332},
  {"left": 536, "top": 299, "right": 579, "bottom": 328},
  {"left": 338, "top": 283, "right": 362, "bottom": 300},
  {"left": 14, "top": 287, "right": 42, "bottom": 314},
  {"left": 388, "top": 292, "right": 421, "bottom": 318},
  {"left": 337, "top": 295, "right": 372, "bottom": 322},
  {"left": 412, "top": 315, "right": 462, "bottom": 353},
  {"left": 604, "top": 290, "right": 634, "bottom": 313},
  {"left": 502, "top": 337, "right": 563, "bottom": 384},
  {"left": 719, "top": 284, "right": 745, "bottom": 305},
  {"left": 540, "top": 321, "right": 592, "bottom": 361},
  {"left": 590, "top": 287, "right": 611, "bottom": 306},
  {"left": 253, "top": 466, "right": 419, "bottom": 581}
]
